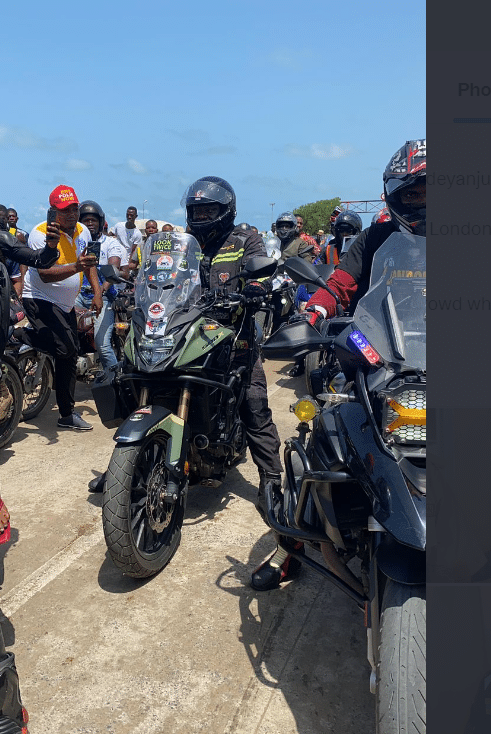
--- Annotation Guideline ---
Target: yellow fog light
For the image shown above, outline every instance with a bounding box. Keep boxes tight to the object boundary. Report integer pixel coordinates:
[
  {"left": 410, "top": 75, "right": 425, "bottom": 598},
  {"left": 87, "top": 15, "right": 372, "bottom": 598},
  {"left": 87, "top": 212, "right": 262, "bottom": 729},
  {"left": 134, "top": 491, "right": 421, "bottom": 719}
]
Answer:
[{"left": 291, "top": 396, "right": 319, "bottom": 422}]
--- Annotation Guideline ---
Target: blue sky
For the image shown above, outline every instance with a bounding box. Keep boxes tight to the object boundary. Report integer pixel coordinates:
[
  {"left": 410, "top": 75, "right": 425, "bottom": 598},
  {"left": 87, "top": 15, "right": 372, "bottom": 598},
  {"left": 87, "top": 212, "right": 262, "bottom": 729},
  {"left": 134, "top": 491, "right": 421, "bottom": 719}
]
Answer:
[{"left": 3, "top": 0, "right": 425, "bottom": 234}]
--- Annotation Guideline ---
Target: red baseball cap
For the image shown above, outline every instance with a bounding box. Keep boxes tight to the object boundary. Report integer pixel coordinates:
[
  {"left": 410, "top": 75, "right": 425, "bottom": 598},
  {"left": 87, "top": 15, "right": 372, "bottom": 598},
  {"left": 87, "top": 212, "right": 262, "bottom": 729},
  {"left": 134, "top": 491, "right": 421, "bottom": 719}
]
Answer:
[{"left": 49, "top": 185, "right": 79, "bottom": 210}]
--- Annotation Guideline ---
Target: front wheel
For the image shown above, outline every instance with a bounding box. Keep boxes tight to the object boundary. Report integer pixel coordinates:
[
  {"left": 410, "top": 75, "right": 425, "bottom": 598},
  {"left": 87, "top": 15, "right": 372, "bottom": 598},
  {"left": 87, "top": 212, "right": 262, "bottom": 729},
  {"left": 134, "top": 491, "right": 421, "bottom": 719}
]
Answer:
[
  {"left": 16, "top": 350, "right": 52, "bottom": 420},
  {"left": 376, "top": 580, "right": 426, "bottom": 734},
  {"left": 304, "top": 350, "right": 323, "bottom": 397},
  {"left": 0, "top": 362, "right": 23, "bottom": 449},
  {"left": 102, "top": 431, "right": 186, "bottom": 578}
]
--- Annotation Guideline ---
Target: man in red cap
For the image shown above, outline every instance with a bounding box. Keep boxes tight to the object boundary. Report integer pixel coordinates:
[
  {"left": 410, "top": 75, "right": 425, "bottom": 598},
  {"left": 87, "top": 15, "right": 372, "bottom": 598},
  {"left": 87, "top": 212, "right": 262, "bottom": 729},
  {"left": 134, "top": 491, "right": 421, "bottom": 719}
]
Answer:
[{"left": 17, "top": 185, "right": 102, "bottom": 430}]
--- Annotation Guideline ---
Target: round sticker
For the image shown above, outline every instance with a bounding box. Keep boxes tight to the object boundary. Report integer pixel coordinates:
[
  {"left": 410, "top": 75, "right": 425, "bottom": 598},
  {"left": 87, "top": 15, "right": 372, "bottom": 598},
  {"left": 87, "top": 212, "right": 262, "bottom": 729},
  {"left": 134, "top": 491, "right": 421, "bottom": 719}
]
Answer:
[
  {"left": 157, "top": 272, "right": 169, "bottom": 282},
  {"left": 157, "top": 255, "right": 173, "bottom": 270},
  {"left": 177, "top": 258, "right": 189, "bottom": 271},
  {"left": 148, "top": 302, "right": 166, "bottom": 318}
]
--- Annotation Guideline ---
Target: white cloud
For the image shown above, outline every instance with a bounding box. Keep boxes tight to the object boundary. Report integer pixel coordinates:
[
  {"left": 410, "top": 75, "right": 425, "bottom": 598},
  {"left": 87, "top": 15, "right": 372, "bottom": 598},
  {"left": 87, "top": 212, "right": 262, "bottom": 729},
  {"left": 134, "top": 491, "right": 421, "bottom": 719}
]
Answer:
[
  {"left": 128, "top": 158, "right": 148, "bottom": 175},
  {"left": 170, "top": 207, "right": 185, "bottom": 219},
  {"left": 284, "top": 143, "right": 352, "bottom": 160},
  {"left": 0, "top": 124, "right": 76, "bottom": 152},
  {"left": 66, "top": 158, "right": 92, "bottom": 171}
]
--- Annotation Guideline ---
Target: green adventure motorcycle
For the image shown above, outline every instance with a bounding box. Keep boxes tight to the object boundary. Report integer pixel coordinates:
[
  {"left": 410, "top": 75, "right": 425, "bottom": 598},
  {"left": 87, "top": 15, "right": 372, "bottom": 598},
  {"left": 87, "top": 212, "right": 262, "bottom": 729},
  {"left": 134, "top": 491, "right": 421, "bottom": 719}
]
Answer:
[{"left": 93, "top": 232, "right": 276, "bottom": 578}]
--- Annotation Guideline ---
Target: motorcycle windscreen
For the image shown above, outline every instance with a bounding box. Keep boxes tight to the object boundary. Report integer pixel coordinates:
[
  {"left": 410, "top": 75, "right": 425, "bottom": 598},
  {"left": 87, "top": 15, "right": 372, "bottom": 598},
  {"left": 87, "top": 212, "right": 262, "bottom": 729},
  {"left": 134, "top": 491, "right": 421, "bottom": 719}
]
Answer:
[
  {"left": 135, "top": 232, "right": 202, "bottom": 336},
  {"left": 353, "top": 232, "right": 426, "bottom": 370}
]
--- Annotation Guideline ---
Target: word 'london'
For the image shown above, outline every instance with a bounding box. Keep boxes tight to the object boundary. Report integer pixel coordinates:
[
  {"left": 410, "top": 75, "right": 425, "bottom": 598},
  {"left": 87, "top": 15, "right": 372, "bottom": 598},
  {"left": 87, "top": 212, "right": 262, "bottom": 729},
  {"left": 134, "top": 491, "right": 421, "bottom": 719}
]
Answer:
[{"left": 429, "top": 222, "right": 491, "bottom": 236}]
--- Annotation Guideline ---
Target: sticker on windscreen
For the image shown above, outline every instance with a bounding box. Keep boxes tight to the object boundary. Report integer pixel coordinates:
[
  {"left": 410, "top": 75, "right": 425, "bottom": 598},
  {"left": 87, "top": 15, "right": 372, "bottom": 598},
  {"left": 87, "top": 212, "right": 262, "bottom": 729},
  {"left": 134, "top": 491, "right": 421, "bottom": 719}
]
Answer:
[
  {"left": 148, "top": 302, "right": 166, "bottom": 318},
  {"left": 157, "top": 255, "right": 173, "bottom": 270}
]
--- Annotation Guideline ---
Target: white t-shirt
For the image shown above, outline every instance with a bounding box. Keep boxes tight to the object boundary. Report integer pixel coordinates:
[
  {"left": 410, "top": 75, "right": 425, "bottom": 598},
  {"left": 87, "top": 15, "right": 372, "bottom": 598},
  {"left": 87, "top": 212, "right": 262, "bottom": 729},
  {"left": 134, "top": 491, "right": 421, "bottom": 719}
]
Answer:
[
  {"left": 23, "top": 221, "right": 92, "bottom": 312},
  {"left": 99, "top": 235, "right": 129, "bottom": 267},
  {"left": 98, "top": 235, "right": 129, "bottom": 292},
  {"left": 113, "top": 222, "right": 142, "bottom": 255}
]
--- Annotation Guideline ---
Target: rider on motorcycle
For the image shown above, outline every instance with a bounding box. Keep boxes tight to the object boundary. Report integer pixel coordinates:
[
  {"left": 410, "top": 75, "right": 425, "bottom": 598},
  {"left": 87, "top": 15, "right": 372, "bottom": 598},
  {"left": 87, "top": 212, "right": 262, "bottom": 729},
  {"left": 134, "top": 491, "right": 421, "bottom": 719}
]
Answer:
[
  {"left": 322, "top": 210, "right": 363, "bottom": 265},
  {"left": 181, "top": 177, "right": 284, "bottom": 508},
  {"left": 252, "top": 139, "right": 426, "bottom": 590},
  {"left": 275, "top": 212, "right": 316, "bottom": 262},
  {"left": 306, "top": 139, "right": 426, "bottom": 320}
]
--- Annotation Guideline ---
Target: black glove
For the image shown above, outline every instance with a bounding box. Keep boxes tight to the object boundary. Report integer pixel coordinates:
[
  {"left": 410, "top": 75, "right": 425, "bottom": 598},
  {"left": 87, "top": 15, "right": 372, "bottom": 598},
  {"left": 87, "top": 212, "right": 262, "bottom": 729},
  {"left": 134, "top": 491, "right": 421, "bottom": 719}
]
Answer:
[
  {"left": 288, "top": 307, "right": 323, "bottom": 330},
  {"left": 242, "top": 280, "right": 268, "bottom": 299}
]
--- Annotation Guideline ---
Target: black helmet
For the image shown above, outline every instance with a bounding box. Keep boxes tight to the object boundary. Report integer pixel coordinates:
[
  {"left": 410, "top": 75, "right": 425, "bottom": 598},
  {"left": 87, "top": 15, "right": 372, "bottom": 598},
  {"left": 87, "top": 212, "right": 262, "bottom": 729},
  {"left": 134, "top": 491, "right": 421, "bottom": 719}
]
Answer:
[
  {"left": 383, "top": 139, "right": 426, "bottom": 235},
  {"left": 236, "top": 222, "right": 251, "bottom": 231},
  {"left": 333, "top": 210, "right": 363, "bottom": 243},
  {"left": 275, "top": 212, "right": 298, "bottom": 244},
  {"left": 180, "top": 176, "right": 236, "bottom": 244},
  {"left": 79, "top": 200, "right": 105, "bottom": 237}
]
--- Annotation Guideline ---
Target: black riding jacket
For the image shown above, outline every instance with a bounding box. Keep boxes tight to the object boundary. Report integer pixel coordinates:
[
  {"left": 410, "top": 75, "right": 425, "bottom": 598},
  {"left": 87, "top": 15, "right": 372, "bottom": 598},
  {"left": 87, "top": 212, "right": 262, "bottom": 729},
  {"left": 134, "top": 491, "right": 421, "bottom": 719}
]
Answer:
[{"left": 0, "top": 230, "right": 59, "bottom": 355}]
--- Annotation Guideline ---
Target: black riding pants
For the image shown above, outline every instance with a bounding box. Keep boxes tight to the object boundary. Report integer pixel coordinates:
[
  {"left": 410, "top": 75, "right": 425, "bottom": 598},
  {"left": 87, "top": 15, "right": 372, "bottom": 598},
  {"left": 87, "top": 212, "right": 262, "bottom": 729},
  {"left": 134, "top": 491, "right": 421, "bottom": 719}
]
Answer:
[
  {"left": 21, "top": 298, "right": 78, "bottom": 418},
  {"left": 239, "top": 355, "right": 283, "bottom": 477}
]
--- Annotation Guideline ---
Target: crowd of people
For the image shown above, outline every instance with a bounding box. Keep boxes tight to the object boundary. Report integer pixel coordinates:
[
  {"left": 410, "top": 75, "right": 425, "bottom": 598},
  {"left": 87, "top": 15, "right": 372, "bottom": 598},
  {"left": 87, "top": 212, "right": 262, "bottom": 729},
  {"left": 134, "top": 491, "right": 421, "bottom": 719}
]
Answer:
[
  {"left": 0, "top": 138, "right": 425, "bottom": 581},
  {"left": 0, "top": 139, "right": 425, "bottom": 727}
]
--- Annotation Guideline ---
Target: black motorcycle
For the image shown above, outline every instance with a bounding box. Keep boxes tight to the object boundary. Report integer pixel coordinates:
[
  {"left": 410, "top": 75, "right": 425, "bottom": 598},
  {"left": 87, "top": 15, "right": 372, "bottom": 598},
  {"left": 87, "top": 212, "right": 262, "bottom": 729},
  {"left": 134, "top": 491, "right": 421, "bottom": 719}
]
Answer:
[
  {"left": 92, "top": 232, "right": 276, "bottom": 578},
  {"left": 262, "top": 232, "right": 426, "bottom": 733}
]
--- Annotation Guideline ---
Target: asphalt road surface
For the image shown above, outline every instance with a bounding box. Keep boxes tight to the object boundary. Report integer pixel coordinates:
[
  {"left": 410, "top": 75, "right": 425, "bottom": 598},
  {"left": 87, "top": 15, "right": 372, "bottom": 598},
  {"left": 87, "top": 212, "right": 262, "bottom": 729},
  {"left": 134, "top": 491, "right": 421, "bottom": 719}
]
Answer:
[{"left": 0, "top": 357, "right": 375, "bottom": 733}]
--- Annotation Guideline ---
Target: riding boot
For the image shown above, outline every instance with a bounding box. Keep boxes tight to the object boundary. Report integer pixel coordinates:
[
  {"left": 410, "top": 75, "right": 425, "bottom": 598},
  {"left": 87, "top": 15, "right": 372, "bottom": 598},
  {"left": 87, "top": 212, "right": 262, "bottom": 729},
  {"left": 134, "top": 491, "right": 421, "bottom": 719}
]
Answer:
[
  {"left": 251, "top": 540, "right": 305, "bottom": 591},
  {"left": 88, "top": 471, "right": 106, "bottom": 493}
]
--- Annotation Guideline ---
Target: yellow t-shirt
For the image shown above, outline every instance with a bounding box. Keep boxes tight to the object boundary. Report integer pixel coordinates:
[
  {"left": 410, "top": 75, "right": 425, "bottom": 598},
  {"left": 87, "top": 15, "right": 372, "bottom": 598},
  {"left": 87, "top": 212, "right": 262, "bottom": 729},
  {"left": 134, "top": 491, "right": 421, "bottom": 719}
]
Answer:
[{"left": 22, "top": 221, "right": 91, "bottom": 313}]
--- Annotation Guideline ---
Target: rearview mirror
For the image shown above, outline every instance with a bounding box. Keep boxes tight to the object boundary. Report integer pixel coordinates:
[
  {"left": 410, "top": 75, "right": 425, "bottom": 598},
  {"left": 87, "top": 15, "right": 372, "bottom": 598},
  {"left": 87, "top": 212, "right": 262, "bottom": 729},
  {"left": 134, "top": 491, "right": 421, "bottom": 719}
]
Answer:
[{"left": 238, "top": 256, "right": 277, "bottom": 280}]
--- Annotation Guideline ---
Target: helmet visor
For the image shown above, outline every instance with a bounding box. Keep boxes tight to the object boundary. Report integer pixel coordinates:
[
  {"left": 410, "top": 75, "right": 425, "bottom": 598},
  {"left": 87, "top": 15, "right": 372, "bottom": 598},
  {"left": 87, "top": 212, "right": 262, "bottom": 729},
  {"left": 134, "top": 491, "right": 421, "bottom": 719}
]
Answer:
[
  {"left": 181, "top": 180, "right": 235, "bottom": 208},
  {"left": 385, "top": 172, "right": 426, "bottom": 198}
]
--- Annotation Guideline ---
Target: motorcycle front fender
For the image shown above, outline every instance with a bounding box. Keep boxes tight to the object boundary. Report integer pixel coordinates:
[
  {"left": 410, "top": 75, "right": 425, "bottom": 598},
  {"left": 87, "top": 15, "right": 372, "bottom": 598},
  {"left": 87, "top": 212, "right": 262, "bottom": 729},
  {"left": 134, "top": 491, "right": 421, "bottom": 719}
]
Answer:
[
  {"left": 334, "top": 402, "right": 426, "bottom": 550},
  {"left": 113, "top": 405, "right": 190, "bottom": 477}
]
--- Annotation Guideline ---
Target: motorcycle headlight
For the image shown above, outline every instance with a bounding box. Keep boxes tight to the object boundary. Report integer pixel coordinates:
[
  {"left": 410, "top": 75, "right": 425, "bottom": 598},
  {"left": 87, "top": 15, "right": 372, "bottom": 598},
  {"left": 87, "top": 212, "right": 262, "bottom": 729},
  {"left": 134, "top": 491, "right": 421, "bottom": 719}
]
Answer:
[
  {"left": 138, "top": 335, "right": 175, "bottom": 365},
  {"left": 381, "top": 383, "right": 426, "bottom": 444}
]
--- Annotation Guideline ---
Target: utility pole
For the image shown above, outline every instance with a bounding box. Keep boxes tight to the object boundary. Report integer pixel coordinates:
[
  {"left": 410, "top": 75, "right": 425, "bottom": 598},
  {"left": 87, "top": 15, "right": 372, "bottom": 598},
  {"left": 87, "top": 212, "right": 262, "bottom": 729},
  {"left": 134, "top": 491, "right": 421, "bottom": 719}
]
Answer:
[
  {"left": 269, "top": 203, "right": 275, "bottom": 225},
  {"left": 143, "top": 200, "right": 148, "bottom": 220}
]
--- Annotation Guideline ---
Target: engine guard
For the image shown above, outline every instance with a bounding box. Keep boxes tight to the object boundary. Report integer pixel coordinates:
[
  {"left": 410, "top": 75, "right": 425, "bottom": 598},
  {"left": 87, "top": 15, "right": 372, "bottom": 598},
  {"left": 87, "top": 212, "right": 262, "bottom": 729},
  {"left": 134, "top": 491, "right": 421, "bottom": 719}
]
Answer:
[{"left": 113, "top": 405, "right": 190, "bottom": 479}]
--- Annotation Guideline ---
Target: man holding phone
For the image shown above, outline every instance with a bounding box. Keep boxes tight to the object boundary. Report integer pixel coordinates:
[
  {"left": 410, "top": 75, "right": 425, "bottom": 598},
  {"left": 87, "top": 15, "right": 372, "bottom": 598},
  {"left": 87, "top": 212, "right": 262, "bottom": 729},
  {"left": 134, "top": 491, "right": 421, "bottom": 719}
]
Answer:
[{"left": 18, "top": 185, "right": 103, "bottom": 431}]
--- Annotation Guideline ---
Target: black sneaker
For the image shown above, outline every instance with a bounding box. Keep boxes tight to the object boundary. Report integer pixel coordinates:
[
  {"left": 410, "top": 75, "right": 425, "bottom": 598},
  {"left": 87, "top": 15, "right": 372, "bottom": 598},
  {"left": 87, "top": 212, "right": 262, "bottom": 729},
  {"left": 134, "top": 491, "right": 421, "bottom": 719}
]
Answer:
[{"left": 57, "top": 412, "right": 93, "bottom": 431}]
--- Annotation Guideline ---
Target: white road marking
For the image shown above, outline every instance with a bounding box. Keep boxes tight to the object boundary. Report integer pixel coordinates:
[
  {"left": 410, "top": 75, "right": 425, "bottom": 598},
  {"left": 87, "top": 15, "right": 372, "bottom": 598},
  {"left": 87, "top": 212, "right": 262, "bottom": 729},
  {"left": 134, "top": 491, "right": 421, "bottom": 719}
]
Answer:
[{"left": 0, "top": 522, "right": 104, "bottom": 619}]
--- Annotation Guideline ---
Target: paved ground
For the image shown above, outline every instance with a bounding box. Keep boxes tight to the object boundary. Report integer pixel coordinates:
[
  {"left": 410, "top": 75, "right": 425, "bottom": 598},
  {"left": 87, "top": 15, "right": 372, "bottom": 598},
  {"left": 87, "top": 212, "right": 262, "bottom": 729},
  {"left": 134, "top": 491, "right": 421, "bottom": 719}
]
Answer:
[{"left": 0, "top": 358, "right": 375, "bottom": 733}]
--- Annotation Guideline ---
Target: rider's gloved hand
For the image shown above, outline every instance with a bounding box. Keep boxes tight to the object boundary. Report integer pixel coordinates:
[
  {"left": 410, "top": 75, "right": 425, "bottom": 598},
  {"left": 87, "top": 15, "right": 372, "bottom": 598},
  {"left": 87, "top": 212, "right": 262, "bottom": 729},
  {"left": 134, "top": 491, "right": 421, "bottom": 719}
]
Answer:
[
  {"left": 242, "top": 280, "right": 268, "bottom": 299},
  {"left": 288, "top": 307, "right": 324, "bottom": 330}
]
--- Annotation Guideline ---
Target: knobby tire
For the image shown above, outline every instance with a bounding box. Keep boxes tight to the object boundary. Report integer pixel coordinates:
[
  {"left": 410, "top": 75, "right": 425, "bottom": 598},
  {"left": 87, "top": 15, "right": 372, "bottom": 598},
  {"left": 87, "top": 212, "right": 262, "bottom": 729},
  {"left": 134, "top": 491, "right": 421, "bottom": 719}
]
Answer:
[
  {"left": 0, "top": 364, "right": 23, "bottom": 449},
  {"left": 102, "top": 431, "right": 186, "bottom": 578},
  {"left": 16, "top": 350, "right": 52, "bottom": 421}
]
